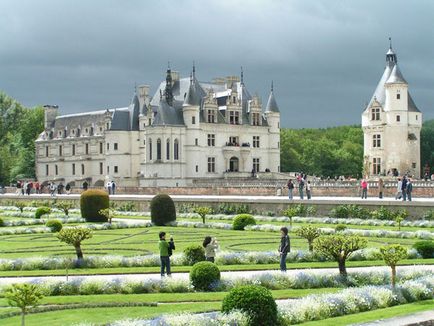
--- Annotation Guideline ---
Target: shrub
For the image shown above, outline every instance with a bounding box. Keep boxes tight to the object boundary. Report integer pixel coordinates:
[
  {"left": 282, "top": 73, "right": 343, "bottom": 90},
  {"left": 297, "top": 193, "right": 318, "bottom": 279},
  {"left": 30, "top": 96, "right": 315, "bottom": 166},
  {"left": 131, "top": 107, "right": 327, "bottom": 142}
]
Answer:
[
  {"left": 55, "top": 201, "right": 74, "bottom": 216},
  {"left": 189, "top": 261, "right": 220, "bottom": 291},
  {"left": 183, "top": 245, "right": 206, "bottom": 265},
  {"left": 413, "top": 241, "right": 434, "bottom": 258},
  {"left": 295, "top": 225, "right": 321, "bottom": 251},
  {"left": 80, "top": 190, "right": 109, "bottom": 222},
  {"left": 370, "top": 206, "right": 394, "bottom": 220},
  {"left": 35, "top": 207, "right": 51, "bottom": 219},
  {"left": 15, "top": 201, "right": 27, "bottom": 213},
  {"left": 331, "top": 204, "right": 369, "bottom": 219},
  {"left": 57, "top": 227, "right": 93, "bottom": 260},
  {"left": 335, "top": 224, "right": 347, "bottom": 232},
  {"left": 235, "top": 204, "right": 251, "bottom": 214},
  {"left": 5, "top": 283, "right": 44, "bottom": 326},
  {"left": 193, "top": 206, "right": 213, "bottom": 224},
  {"left": 222, "top": 285, "right": 277, "bottom": 326},
  {"left": 380, "top": 244, "right": 408, "bottom": 287},
  {"left": 150, "top": 194, "right": 176, "bottom": 226},
  {"left": 422, "top": 210, "right": 434, "bottom": 221},
  {"left": 46, "top": 220, "right": 63, "bottom": 232},
  {"left": 233, "top": 214, "right": 256, "bottom": 230},
  {"left": 0, "top": 217, "right": 4, "bottom": 227},
  {"left": 118, "top": 201, "right": 136, "bottom": 212}
]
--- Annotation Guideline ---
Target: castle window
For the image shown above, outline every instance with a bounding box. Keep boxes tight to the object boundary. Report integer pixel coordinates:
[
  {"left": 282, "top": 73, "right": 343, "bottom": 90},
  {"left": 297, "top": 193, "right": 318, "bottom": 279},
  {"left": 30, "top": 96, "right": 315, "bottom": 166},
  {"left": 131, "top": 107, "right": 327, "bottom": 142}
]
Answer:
[
  {"left": 157, "top": 139, "right": 162, "bottom": 160},
  {"left": 416, "top": 115, "right": 418, "bottom": 121},
  {"left": 85, "top": 128, "right": 88, "bottom": 134},
  {"left": 207, "top": 110, "right": 216, "bottom": 123},
  {"left": 85, "top": 143, "right": 89, "bottom": 155},
  {"left": 114, "top": 166, "right": 118, "bottom": 173},
  {"left": 81, "top": 164, "right": 85, "bottom": 175},
  {"left": 207, "top": 157, "right": 215, "bottom": 173},
  {"left": 192, "top": 116, "right": 196, "bottom": 125},
  {"left": 107, "top": 143, "right": 109, "bottom": 151},
  {"left": 207, "top": 134, "right": 215, "bottom": 147},
  {"left": 45, "top": 146, "right": 49, "bottom": 157},
  {"left": 228, "top": 136, "right": 239, "bottom": 146},
  {"left": 72, "top": 144, "right": 76, "bottom": 156},
  {"left": 253, "top": 136, "right": 260, "bottom": 148},
  {"left": 412, "top": 162, "right": 417, "bottom": 169},
  {"left": 196, "top": 165, "right": 198, "bottom": 172},
  {"left": 397, "top": 94, "right": 401, "bottom": 100},
  {"left": 100, "top": 142, "right": 103, "bottom": 154},
  {"left": 59, "top": 145, "right": 62, "bottom": 156},
  {"left": 72, "top": 163, "right": 75, "bottom": 175},
  {"left": 252, "top": 113, "right": 260, "bottom": 126},
  {"left": 396, "top": 115, "right": 401, "bottom": 122},
  {"left": 99, "top": 162, "right": 103, "bottom": 175},
  {"left": 149, "top": 139, "right": 152, "bottom": 161},
  {"left": 253, "top": 158, "right": 260, "bottom": 172},
  {"left": 229, "top": 111, "right": 240, "bottom": 125},
  {"left": 114, "top": 143, "right": 118, "bottom": 150},
  {"left": 371, "top": 107, "right": 380, "bottom": 121},
  {"left": 372, "top": 157, "right": 381, "bottom": 175},
  {"left": 174, "top": 139, "right": 179, "bottom": 160},
  {"left": 45, "top": 164, "right": 49, "bottom": 176},
  {"left": 55, "top": 165, "right": 58, "bottom": 176},
  {"left": 148, "top": 118, "right": 152, "bottom": 125},
  {"left": 166, "top": 139, "right": 170, "bottom": 160},
  {"left": 372, "top": 134, "right": 381, "bottom": 148}
]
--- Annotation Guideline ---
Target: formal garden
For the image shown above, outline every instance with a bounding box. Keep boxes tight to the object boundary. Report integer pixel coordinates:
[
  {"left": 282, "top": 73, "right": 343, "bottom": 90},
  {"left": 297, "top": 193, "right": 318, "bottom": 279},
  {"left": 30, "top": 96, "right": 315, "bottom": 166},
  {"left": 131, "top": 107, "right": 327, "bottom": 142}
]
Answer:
[{"left": 0, "top": 191, "right": 433, "bottom": 325}]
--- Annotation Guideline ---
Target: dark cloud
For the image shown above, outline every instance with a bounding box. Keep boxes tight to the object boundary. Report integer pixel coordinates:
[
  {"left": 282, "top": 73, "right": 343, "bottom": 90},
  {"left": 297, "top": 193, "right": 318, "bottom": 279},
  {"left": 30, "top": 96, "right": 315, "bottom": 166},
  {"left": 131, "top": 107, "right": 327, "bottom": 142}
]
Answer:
[{"left": 0, "top": 0, "right": 432, "bottom": 128}]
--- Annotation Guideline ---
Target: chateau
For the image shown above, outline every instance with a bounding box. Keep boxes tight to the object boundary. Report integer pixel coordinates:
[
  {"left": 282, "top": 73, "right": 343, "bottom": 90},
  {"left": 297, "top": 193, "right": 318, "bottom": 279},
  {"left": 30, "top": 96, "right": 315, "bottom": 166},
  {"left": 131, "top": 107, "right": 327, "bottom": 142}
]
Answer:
[
  {"left": 362, "top": 43, "right": 422, "bottom": 178},
  {"left": 35, "top": 67, "right": 281, "bottom": 187}
]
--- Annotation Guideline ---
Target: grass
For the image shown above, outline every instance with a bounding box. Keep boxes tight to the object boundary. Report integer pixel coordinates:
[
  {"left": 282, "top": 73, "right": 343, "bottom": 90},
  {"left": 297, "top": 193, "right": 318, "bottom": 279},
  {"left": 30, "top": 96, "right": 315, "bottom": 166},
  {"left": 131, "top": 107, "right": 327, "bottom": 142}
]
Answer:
[
  {"left": 0, "top": 259, "right": 432, "bottom": 277},
  {"left": 302, "top": 299, "right": 434, "bottom": 325}
]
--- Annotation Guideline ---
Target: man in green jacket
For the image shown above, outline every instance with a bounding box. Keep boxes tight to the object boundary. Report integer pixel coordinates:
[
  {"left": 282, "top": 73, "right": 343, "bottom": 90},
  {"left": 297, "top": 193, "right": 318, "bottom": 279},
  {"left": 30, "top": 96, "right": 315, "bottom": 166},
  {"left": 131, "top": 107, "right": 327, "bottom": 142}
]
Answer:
[{"left": 159, "top": 231, "right": 174, "bottom": 276}]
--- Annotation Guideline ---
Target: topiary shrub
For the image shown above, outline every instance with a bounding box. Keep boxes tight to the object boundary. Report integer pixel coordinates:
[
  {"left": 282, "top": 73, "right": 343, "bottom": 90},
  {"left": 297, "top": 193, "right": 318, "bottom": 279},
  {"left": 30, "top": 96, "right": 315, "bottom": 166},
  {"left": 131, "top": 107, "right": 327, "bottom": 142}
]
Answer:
[
  {"left": 189, "top": 261, "right": 220, "bottom": 291},
  {"left": 80, "top": 190, "right": 109, "bottom": 222},
  {"left": 335, "top": 224, "right": 347, "bottom": 232},
  {"left": 46, "top": 219, "right": 63, "bottom": 232},
  {"left": 183, "top": 245, "right": 206, "bottom": 265},
  {"left": 150, "top": 194, "right": 176, "bottom": 226},
  {"left": 222, "top": 285, "right": 277, "bottom": 326},
  {"left": 233, "top": 214, "right": 256, "bottom": 230},
  {"left": 0, "top": 217, "right": 4, "bottom": 227},
  {"left": 413, "top": 240, "right": 434, "bottom": 258},
  {"left": 35, "top": 207, "right": 51, "bottom": 219}
]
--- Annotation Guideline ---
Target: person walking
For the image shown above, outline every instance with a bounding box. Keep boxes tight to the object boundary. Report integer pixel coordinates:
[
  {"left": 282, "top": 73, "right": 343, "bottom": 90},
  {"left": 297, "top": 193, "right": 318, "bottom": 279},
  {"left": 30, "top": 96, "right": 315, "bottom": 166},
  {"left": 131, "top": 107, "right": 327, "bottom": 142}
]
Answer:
[
  {"left": 287, "top": 179, "right": 294, "bottom": 200},
  {"left": 395, "top": 178, "right": 403, "bottom": 200},
  {"left": 158, "top": 231, "right": 172, "bottom": 277},
  {"left": 82, "top": 181, "right": 88, "bottom": 191},
  {"left": 361, "top": 179, "right": 368, "bottom": 199},
  {"left": 57, "top": 183, "right": 64, "bottom": 195},
  {"left": 401, "top": 176, "right": 408, "bottom": 201},
  {"left": 106, "top": 181, "right": 112, "bottom": 195},
  {"left": 65, "top": 183, "right": 71, "bottom": 195},
  {"left": 298, "top": 177, "right": 305, "bottom": 199},
  {"left": 278, "top": 227, "right": 290, "bottom": 272},
  {"left": 378, "top": 178, "right": 384, "bottom": 199},
  {"left": 406, "top": 178, "right": 413, "bottom": 201},
  {"left": 49, "top": 183, "right": 57, "bottom": 197},
  {"left": 306, "top": 181, "right": 312, "bottom": 200},
  {"left": 203, "top": 236, "right": 218, "bottom": 263},
  {"left": 111, "top": 181, "right": 116, "bottom": 195},
  {"left": 35, "top": 182, "right": 40, "bottom": 194}
]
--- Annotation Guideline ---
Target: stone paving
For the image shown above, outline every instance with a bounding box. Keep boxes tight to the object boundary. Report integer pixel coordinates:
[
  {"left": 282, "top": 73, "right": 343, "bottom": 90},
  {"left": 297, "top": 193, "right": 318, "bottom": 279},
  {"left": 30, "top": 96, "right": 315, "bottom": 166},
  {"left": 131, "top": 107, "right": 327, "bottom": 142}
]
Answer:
[{"left": 354, "top": 310, "right": 434, "bottom": 326}]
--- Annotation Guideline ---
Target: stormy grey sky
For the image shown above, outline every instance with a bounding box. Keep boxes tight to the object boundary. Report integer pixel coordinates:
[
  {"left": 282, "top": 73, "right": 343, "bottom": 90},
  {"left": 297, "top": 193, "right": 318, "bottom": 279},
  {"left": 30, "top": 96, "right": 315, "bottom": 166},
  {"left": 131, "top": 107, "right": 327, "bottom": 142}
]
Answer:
[{"left": 0, "top": 0, "right": 432, "bottom": 128}]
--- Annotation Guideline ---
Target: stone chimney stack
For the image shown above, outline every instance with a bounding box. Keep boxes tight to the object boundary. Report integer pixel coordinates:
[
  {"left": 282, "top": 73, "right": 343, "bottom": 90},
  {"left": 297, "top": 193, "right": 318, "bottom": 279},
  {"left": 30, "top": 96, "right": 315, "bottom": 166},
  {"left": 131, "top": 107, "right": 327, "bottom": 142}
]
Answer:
[{"left": 43, "top": 105, "right": 58, "bottom": 130}]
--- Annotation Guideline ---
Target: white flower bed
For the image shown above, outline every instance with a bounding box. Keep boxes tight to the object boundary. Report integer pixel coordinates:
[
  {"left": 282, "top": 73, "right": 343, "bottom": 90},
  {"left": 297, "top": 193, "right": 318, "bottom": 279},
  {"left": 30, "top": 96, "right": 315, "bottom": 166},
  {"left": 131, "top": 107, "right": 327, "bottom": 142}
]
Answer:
[{"left": 2, "top": 217, "right": 85, "bottom": 227}]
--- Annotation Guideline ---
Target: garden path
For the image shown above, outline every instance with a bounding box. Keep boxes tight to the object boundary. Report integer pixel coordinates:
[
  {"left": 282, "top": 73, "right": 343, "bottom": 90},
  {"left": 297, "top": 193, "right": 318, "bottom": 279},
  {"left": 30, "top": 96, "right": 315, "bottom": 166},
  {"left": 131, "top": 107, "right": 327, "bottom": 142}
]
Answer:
[
  {"left": 0, "top": 265, "right": 432, "bottom": 286},
  {"left": 355, "top": 310, "right": 434, "bottom": 325}
]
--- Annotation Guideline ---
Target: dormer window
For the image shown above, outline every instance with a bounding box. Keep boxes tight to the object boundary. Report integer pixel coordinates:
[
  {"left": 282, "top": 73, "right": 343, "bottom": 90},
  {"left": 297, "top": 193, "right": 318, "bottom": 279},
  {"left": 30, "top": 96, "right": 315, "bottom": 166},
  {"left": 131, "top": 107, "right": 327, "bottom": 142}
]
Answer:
[
  {"left": 396, "top": 115, "right": 401, "bottom": 122},
  {"left": 396, "top": 94, "right": 400, "bottom": 100},
  {"left": 229, "top": 111, "right": 240, "bottom": 125},
  {"left": 371, "top": 108, "right": 380, "bottom": 121},
  {"left": 207, "top": 109, "right": 216, "bottom": 123},
  {"left": 252, "top": 112, "right": 260, "bottom": 126}
]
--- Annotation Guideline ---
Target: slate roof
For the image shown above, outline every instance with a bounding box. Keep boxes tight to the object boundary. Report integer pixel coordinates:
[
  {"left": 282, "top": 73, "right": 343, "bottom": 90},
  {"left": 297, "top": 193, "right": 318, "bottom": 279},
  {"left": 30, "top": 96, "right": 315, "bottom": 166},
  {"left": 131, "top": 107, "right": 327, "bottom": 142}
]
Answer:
[{"left": 265, "top": 90, "right": 280, "bottom": 113}]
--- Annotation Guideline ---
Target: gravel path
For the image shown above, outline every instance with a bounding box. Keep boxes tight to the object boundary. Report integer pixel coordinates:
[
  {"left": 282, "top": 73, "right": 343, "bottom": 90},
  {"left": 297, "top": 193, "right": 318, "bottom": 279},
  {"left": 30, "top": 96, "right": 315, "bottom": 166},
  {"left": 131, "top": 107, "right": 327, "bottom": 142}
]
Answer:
[{"left": 353, "top": 310, "right": 434, "bottom": 325}]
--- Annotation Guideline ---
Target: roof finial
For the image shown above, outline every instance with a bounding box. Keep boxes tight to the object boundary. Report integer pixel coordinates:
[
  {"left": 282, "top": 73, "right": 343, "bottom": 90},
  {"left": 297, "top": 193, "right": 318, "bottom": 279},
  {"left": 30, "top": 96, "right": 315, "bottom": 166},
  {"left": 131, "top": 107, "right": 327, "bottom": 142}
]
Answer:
[
  {"left": 192, "top": 60, "right": 196, "bottom": 78},
  {"left": 190, "top": 72, "right": 193, "bottom": 84},
  {"left": 134, "top": 81, "right": 137, "bottom": 94},
  {"left": 167, "top": 61, "right": 171, "bottom": 70},
  {"left": 389, "top": 37, "right": 392, "bottom": 49},
  {"left": 271, "top": 80, "right": 274, "bottom": 92},
  {"left": 240, "top": 66, "right": 244, "bottom": 85}
]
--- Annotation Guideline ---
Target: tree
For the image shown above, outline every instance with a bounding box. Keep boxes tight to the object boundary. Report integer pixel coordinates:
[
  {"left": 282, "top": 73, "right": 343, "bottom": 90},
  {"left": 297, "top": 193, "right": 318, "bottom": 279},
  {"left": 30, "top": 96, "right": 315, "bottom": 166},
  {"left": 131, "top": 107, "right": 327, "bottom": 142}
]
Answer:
[
  {"left": 295, "top": 225, "right": 321, "bottom": 251},
  {"left": 57, "top": 227, "right": 93, "bottom": 260},
  {"left": 193, "top": 206, "right": 213, "bottom": 224},
  {"left": 5, "top": 283, "right": 44, "bottom": 326},
  {"left": 380, "top": 244, "right": 407, "bottom": 287},
  {"left": 55, "top": 201, "right": 75, "bottom": 216},
  {"left": 98, "top": 207, "right": 115, "bottom": 224},
  {"left": 282, "top": 207, "right": 298, "bottom": 227},
  {"left": 314, "top": 234, "right": 367, "bottom": 277},
  {"left": 394, "top": 210, "right": 408, "bottom": 231}
]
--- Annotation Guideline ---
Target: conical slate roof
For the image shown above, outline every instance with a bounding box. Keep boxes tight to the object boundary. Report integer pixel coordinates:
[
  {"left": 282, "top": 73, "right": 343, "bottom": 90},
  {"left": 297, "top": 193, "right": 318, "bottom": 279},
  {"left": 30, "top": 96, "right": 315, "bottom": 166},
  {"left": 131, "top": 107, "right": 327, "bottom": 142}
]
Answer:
[
  {"left": 265, "top": 90, "right": 279, "bottom": 113},
  {"left": 183, "top": 76, "right": 205, "bottom": 107},
  {"left": 385, "top": 65, "right": 407, "bottom": 84}
]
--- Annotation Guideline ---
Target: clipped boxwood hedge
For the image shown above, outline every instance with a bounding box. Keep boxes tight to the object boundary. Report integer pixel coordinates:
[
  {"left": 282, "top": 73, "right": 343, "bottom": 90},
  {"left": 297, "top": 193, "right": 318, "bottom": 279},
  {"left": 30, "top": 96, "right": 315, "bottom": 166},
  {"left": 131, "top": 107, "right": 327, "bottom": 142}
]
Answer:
[
  {"left": 150, "top": 194, "right": 176, "bottom": 226},
  {"left": 35, "top": 206, "right": 51, "bottom": 219},
  {"left": 183, "top": 245, "right": 206, "bottom": 266},
  {"left": 233, "top": 214, "right": 256, "bottom": 230},
  {"left": 80, "top": 189, "right": 109, "bottom": 222},
  {"left": 189, "top": 261, "right": 220, "bottom": 291},
  {"left": 46, "top": 219, "right": 63, "bottom": 232},
  {"left": 222, "top": 285, "right": 277, "bottom": 325},
  {"left": 413, "top": 240, "right": 434, "bottom": 258}
]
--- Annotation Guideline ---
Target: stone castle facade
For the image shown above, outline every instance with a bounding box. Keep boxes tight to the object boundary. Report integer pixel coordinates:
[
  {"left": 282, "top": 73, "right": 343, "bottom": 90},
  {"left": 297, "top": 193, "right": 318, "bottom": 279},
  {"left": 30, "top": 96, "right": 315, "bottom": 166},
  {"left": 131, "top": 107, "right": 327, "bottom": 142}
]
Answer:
[
  {"left": 362, "top": 43, "right": 422, "bottom": 178},
  {"left": 35, "top": 67, "right": 281, "bottom": 187}
]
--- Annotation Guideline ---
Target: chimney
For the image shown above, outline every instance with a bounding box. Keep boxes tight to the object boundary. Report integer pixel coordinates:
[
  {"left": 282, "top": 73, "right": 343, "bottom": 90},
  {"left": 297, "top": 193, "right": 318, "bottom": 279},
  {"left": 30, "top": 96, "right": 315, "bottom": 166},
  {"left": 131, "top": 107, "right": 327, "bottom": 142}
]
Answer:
[{"left": 43, "top": 105, "right": 59, "bottom": 130}]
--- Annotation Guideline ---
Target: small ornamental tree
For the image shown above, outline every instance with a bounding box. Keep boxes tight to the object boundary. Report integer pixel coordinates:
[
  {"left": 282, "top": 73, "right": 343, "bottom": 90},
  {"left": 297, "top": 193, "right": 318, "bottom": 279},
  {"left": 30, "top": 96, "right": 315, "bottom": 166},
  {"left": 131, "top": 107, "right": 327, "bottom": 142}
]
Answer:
[
  {"left": 380, "top": 244, "right": 408, "bottom": 287},
  {"left": 57, "top": 227, "right": 93, "bottom": 260},
  {"left": 55, "top": 201, "right": 74, "bottom": 216},
  {"left": 193, "top": 206, "right": 213, "bottom": 224},
  {"left": 282, "top": 206, "right": 298, "bottom": 227},
  {"left": 15, "top": 202, "right": 27, "bottom": 213},
  {"left": 5, "top": 283, "right": 44, "bottom": 326},
  {"left": 314, "top": 234, "right": 367, "bottom": 277},
  {"left": 394, "top": 210, "right": 408, "bottom": 231},
  {"left": 99, "top": 208, "right": 115, "bottom": 224},
  {"left": 295, "top": 225, "right": 321, "bottom": 252}
]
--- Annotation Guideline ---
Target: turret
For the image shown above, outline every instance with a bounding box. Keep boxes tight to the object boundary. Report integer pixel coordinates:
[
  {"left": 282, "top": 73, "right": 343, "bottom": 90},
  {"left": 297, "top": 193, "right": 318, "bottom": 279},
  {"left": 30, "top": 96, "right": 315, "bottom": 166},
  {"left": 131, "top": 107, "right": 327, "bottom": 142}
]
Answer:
[
  {"left": 182, "top": 65, "right": 203, "bottom": 128},
  {"left": 264, "top": 81, "right": 280, "bottom": 132}
]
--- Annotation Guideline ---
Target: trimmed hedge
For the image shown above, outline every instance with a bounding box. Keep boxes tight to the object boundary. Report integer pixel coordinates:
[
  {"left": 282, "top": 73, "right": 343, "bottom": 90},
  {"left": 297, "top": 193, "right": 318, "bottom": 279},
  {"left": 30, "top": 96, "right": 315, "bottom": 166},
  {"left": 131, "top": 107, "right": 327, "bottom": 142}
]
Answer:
[
  {"left": 413, "top": 240, "right": 434, "bottom": 258},
  {"left": 233, "top": 214, "right": 256, "bottom": 230},
  {"left": 80, "top": 190, "right": 109, "bottom": 222},
  {"left": 0, "top": 217, "right": 3, "bottom": 227},
  {"left": 150, "top": 194, "right": 176, "bottom": 226},
  {"left": 183, "top": 245, "right": 206, "bottom": 266},
  {"left": 189, "top": 261, "right": 220, "bottom": 291},
  {"left": 35, "top": 206, "right": 51, "bottom": 219},
  {"left": 222, "top": 285, "right": 277, "bottom": 325},
  {"left": 46, "top": 219, "right": 63, "bottom": 232}
]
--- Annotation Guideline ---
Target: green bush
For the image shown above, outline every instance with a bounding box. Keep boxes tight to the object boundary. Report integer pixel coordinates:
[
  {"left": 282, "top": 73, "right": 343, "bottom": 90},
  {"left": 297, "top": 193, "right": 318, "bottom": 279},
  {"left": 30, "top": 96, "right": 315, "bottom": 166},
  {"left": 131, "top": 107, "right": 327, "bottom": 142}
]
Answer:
[
  {"left": 80, "top": 190, "right": 109, "bottom": 222},
  {"left": 46, "top": 219, "right": 63, "bottom": 232},
  {"left": 35, "top": 206, "right": 51, "bottom": 219},
  {"left": 0, "top": 217, "right": 4, "bottom": 227},
  {"left": 183, "top": 245, "right": 206, "bottom": 266},
  {"left": 233, "top": 214, "right": 256, "bottom": 230},
  {"left": 189, "top": 261, "right": 220, "bottom": 291},
  {"left": 331, "top": 204, "right": 370, "bottom": 219},
  {"left": 150, "top": 194, "right": 176, "bottom": 226},
  {"left": 421, "top": 210, "right": 434, "bottom": 221},
  {"left": 370, "top": 206, "right": 395, "bottom": 220},
  {"left": 335, "top": 224, "right": 347, "bottom": 232},
  {"left": 118, "top": 201, "right": 136, "bottom": 212},
  {"left": 413, "top": 241, "right": 434, "bottom": 258},
  {"left": 222, "top": 285, "right": 277, "bottom": 326}
]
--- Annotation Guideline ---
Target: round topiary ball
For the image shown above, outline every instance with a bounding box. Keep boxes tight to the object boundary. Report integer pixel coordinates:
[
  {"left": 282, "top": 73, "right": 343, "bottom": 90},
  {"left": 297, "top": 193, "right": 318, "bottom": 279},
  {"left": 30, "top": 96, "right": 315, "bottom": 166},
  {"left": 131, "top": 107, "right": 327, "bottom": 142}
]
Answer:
[
  {"left": 35, "top": 206, "right": 51, "bottom": 219},
  {"left": 222, "top": 285, "right": 277, "bottom": 326},
  {"left": 189, "top": 261, "right": 220, "bottom": 291},
  {"left": 80, "top": 189, "right": 109, "bottom": 222},
  {"left": 183, "top": 244, "right": 206, "bottom": 265},
  {"left": 233, "top": 214, "right": 256, "bottom": 230},
  {"left": 46, "top": 219, "right": 63, "bottom": 232},
  {"left": 150, "top": 194, "right": 176, "bottom": 226}
]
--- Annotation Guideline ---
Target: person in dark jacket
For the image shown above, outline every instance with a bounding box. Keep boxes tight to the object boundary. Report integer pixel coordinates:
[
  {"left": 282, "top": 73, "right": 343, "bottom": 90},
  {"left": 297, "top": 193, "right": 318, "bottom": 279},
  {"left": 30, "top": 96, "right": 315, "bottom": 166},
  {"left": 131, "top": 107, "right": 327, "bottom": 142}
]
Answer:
[
  {"left": 279, "top": 227, "right": 290, "bottom": 272},
  {"left": 406, "top": 179, "right": 413, "bottom": 201},
  {"left": 401, "top": 176, "right": 408, "bottom": 201}
]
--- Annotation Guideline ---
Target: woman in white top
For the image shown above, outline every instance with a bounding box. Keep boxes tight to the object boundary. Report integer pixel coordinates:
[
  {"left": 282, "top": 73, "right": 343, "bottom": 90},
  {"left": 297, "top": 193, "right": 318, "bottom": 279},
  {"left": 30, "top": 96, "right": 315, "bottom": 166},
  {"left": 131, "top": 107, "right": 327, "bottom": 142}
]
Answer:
[{"left": 203, "top": 236, "right": 218, "bottom": 263}]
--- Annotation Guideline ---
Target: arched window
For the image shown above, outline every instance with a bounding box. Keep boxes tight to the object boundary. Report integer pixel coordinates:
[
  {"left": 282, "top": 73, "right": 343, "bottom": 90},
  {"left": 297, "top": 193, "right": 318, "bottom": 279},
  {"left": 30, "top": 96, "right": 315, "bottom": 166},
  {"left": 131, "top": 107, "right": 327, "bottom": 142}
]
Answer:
[
  {"left": 166, "top": 139, "right": 170, "bottom": 160},
  {"left": 157, "top": 139, "right": 162, "bottom": 160},
  {"left": 229, "top": 157, "right": 239, "bottom": 172},
  {"left": 174, "top": 139, "right": 179, "bottom": 160},
  {"left": 149, "top": 139, "right": 152, "bottom": 161}
]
